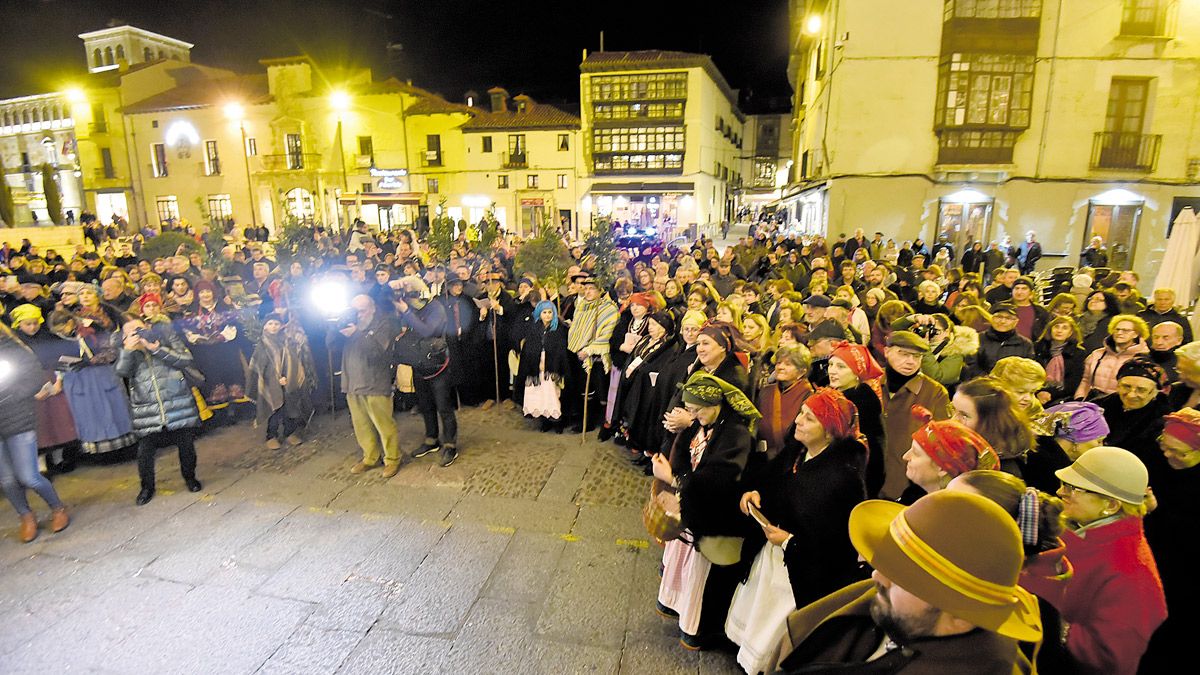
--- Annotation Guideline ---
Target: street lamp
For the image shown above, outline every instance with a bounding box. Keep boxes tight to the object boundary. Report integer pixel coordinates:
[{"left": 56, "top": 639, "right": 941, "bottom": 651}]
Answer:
[
  {"left": 805, "top": 15, "right": 822, "bottom": 35},
  {"left": 330, "top": 90, "right": 351, "bottom": 231},
  {"left": 224, "top": 102, "right": 258, "bottom": 232}
]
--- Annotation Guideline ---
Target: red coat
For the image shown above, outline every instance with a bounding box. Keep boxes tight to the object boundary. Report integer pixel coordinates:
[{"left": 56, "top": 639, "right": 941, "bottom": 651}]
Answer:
[{"left": 1020, "top": 516, "right": 1166, "bottom": 675}]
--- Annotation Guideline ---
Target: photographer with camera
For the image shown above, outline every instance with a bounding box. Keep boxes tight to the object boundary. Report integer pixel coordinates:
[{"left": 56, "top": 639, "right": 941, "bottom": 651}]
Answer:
[
  {"left": 893, "top": 312, "right": 979, "bottom": 392},
  {"left": 329, "top": 295, "right": 404, "bottom": 478},
  {"left": 391, "top": 276, "right": 460, "bottom": 467},
  {"left": 115, "top": 316, "right": 203, "bottom": 506}
]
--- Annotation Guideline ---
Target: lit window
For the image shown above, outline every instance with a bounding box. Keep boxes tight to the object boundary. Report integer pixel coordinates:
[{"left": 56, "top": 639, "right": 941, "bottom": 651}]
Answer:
[
  {"left": 527, "top": 174, "right": 539, "bottom": 189},
  {"left": 557, "top": 174, "right": 568, "bottom": 189}
]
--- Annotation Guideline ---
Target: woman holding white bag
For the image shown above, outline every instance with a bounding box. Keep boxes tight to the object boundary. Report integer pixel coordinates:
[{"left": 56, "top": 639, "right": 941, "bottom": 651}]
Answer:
[{"left": 726, "top": 387, "right": 868, "bottom": 674}]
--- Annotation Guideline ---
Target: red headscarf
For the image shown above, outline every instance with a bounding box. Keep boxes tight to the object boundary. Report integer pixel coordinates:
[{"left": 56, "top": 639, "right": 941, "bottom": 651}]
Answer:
[
  {"left": 830, "top": 341, "right": 884, "bottom": 381},
  {"left": 136, "top": 292, "right": 162, "bottom": 311},
  {"left": 629, "top": 292, "right": 657, "bottom": 310},
  {"left": 911, "top": 406, "right": 999, "bottom": 476},
  {"left": 1163, "top": 408, "right": 1200, "bottom": 448},
  {"left": 804, "top": 387, "right": 861, "bottom": 441}
]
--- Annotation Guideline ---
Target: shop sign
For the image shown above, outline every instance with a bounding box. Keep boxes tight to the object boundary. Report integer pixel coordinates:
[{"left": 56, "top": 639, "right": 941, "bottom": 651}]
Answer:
[{"left": 520, "top": 198, "right": 544, "bottom": 206}]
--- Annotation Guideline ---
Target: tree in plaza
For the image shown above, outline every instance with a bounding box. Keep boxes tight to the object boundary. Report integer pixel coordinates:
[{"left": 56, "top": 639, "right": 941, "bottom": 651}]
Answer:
[
  {"left": 273, "top": 215, "right": 322, "bottom": 267},
  {"left": 583, "top": 215, "right": 620, "bottom": 288},
  {"left": 476, "top": 203, "right": 501, "bottom": 253},
  {"left": 0, "top": 158, "right": 14, "bottom": 226},
  {"left": 41, "top": 164, "right": 64, "bottom": 225},
  {"left": 426, "top": 196, "right": 455, "bottom": 261},
  {"left": 515, "top": 222, "right": 572, "bottom": 308}
]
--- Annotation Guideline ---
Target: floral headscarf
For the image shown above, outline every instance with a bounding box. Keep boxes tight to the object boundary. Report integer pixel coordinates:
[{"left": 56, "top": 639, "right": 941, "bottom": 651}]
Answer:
[{"left": 680, "top": 371, "right": 761, "bottom": 424}]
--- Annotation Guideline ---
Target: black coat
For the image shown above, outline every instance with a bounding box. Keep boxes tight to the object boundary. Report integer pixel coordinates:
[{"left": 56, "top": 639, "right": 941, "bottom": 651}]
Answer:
[
  {"left": 1034, "top": 339, "right": 1087, "bottom": 404},
  {"left": 1096, "top": 392, "right": 1170, "bottom": 466},
  {"left": 0, "top": 341, "right": 46, "bottom": 437},
  {"left": 740, "top": 434, "right": 867, "bottom": 608},
  {"left": 620, "top": 336, "right": 680, "bottom": 453},
  {"left": 670, "top": 410, "right": 754, "bottom": 540},
  {"left": 976, "top": 328, "right": 1034, "bottom": 376},
  {"left": 844, "top": 383, "right": 886, "bottom": 499},
  {"left": 516, "top": 319, "right": 569, "bottom": 386}
]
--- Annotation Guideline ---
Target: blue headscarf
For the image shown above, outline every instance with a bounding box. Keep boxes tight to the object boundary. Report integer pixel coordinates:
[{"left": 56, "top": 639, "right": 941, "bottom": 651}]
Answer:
[{"left": 534, "top": 300, "right": 558, "bottom": 331}]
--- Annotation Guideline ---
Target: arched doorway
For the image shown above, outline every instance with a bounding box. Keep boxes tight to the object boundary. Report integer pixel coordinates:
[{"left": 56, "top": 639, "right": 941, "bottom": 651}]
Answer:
[{"left": 284, "top": 187, "right": 315, "bottom": 223}]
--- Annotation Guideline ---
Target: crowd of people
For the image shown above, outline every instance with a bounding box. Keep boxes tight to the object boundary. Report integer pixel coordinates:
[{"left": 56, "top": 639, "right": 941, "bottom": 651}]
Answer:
[{"left": 1, "top": 218, "right": 1196, "bottom": 673}]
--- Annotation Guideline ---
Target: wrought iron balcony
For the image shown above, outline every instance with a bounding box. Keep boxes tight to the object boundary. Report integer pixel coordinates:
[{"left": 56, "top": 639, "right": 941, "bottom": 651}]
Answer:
[
  {"left": 502, "top": 151, "right": 528, "bottom": 168},
  {"left": 1091, "top": 132, "right": 1161, "bottom": 172},
  {"left": 259, "top": 153, "right": 319, "bottom": 171}
]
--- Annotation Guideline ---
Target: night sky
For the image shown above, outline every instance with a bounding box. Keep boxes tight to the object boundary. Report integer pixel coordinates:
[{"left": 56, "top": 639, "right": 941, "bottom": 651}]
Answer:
[{"left": 0, "top": 0, "right": 792, "bottom": 111}]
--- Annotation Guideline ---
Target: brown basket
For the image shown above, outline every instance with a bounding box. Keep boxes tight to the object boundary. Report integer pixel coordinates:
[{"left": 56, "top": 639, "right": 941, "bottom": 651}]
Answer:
[{"left": 642, "top": 478, "right": 684, "bottom": 546}]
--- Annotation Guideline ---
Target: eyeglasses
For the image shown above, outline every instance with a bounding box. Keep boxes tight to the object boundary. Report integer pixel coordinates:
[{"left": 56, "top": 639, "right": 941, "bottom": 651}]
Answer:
[
  {"left": 1058, "top": 482, "right": 1097, "bottom": 497},
  {"left": 1112, "top": 327, "right": 1137, "bottom": 334}
]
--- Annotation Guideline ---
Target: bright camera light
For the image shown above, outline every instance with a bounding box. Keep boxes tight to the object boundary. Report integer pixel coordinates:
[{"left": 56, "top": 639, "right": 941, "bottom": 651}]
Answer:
[
  {"left": 0, "top": 360, "right": 11, "bottom": 381},
  {"left": 330, "top": 91, "right": 351, "bottom": 111},
  {"left": 311, "top": 280, "right": 350, "bottom": 318}
]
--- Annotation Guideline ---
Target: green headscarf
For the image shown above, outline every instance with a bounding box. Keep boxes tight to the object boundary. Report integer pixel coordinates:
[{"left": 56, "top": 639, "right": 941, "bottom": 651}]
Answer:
[{"left": 680, "top": 371, "right": 762, "bottom": 424}]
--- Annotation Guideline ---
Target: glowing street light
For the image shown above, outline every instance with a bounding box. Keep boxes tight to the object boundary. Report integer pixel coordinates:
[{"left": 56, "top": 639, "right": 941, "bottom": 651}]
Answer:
[
  {"left": 330, "top": 90, "right": 351, "bottom": 112},
  {"left": 223, "top": 102, "right": 245, "bottom": 121},
  {"left": 64, "top": 88, "right": 86, "bottom": 104},
  {"left": 805, "top": 15, "right": 822, "bottom": 35}
]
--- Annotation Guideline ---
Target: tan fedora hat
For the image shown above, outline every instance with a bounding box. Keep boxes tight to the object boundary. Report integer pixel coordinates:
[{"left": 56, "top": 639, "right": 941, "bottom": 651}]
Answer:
[{"left": 849, "top": 491, "right": 1042, "bottom": 643}]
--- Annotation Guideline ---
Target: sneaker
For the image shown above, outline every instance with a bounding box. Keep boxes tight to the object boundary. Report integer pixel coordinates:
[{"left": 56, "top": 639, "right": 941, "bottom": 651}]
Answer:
[
  {"left": 285, "top": 433, "right": 304, "bottom": 446},
  {"left": 381, "top": 462, "right": 402, "bottom": 479},
  {"left": 266, "top": 438, "right": 282, "bottom": 450},
  {"left": 410, "top": 442, "right": 439, "bottom": 459},
  {"left": 480, "top": 400, "right": 495, "bottom": 411},
  {"left": 438, "top": 446, "right": 459, "bottom": 467},
  {"left": 350, "top": 461, "right": 377, "bottom": 474}
]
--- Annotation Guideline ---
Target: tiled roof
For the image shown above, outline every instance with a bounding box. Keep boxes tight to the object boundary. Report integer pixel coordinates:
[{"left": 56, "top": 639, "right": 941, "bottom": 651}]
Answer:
[
  {"left": 405, "top": 97, "right": 475, "bottom": 115},
  {"left": 121, "top": 73, "right": 270, "bottom": 113},
  {"left": 462, "top": 96, "right": 579, "bottom": 131}
]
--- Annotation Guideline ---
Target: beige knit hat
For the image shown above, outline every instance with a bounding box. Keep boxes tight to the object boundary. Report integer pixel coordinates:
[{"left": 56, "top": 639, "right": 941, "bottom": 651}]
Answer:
[{"left": 1055, "top": 446, "right": 1148, "bottom": 505}]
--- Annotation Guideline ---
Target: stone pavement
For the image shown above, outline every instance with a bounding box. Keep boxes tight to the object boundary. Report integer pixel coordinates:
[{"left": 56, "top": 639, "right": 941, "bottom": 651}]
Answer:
[{"left": 0, "top": 404, "right": 744, "bottom": 675}]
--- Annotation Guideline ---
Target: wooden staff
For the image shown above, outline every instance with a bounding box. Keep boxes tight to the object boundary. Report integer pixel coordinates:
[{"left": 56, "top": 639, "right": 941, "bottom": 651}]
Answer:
[
  {"left": 581, "top": 359, "right": 592, "bottom": 446},
  {"left": 491, "top": 309, "right": 501, "bottom": 405}
]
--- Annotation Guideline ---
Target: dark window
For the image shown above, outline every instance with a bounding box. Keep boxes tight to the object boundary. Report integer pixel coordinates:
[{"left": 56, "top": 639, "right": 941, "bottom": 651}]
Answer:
[
  {"left": 286, "top": 133, "right": 303, "bottom": 169},
  {"left": 498, "top": 174, "right": 509, "bottom": 189},
  {"left": 152, "top": 143, "right": 168, "bottom": 177},
  {"left": 205, "top": 140, "right": 221, "bottom": 175},
  {"left": 357, "top": 136, "right": 374, "bottom": 157},
  {"left": 1121, "top": 0, "right": 1167, "bottom": 36},
  {"left": 482, "top": 136, "right": 493, "bottom": 153},
  {"left": 558, "top": 134, "right": 569, "bottom": 151},
  {"left": 100, "top": 148, "right": 115, "bottom": 178}
]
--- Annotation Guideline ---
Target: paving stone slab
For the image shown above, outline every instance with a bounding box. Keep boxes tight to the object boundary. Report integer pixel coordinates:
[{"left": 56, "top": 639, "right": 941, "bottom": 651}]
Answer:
[
  {"left": 480, "top": 530, "right": 568, "bottom": 604},
  {"left": 449, "top": 493, "right": 579, "bottom": 533},
  {"left": 336, "top": 629, "right": 451, "bottom": 675},
  {"left": 326, "top": 483, "right": 461, "bottom": 521},
  {"left": 441, "top": 598, "right": 540, "bottom": 672},
  {"left": 377, "top": 522, "right": 510, "bottom": 635},
  {"left": 256, "top": 625, "right": 365, "bottom": 675},
  {"left": 531, "top": 638, "right": 623, "bottom": 674},
  {"left": 536, "top": 540, "right": 639, "bottom": 649},
  {"left": 571, "top": 503, "right": 651, "bottom": 543},
  {"left": 618, "top": 637, "right": 702, "bottom": 675}
]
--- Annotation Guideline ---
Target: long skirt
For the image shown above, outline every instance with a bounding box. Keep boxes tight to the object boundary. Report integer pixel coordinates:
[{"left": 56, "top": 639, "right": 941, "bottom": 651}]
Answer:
[
  {"left": 657, "top": 532, "right": 711, "bottom": 636},
  {"left": 523, "top": 375, "right": 562, "bottom": 419},
  {"left": 726, "top": 543, "right": 796, "bottom": 675},
  {"left": 62, "top": 364, "right": 136, "bottom": 454}
]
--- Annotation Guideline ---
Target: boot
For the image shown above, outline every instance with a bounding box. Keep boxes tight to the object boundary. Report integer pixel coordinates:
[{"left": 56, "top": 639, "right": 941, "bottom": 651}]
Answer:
[
  {"left": 265, "top": 438, "right": 282, "bottom": 450},
  {"left": 50, "top": 507, "right": 70, "bottom": 533},
  {"left": 19, "top": 513, "right": 37, "bottom": 543}
]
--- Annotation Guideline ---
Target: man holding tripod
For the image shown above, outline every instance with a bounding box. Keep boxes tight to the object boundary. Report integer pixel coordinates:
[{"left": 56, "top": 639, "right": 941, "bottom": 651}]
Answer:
[{"left": 391, "top": 276, "right": 460, "bottom": 467}]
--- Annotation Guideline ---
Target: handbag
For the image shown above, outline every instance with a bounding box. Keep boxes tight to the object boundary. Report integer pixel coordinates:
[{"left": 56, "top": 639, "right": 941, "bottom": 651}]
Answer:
[{"left": 642, "top": 478, "right": 684, "bottom": 546}]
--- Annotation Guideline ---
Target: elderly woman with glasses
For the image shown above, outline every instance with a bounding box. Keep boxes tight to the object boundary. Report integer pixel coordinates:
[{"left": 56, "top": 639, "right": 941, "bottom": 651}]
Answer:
[
  {"left": 1094, "top": 357, "right": 1171, "bottom": 464},
  {"left": 1075, "top": 314, "right": 1150, "bottom": 400},
  {"left": 1022, "top": 447, "right": 1166, "bottom": 675}
]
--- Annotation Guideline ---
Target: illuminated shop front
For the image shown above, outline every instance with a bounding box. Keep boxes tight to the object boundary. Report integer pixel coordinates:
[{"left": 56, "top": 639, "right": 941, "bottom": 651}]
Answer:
[
  {"left": 779, "top": 184, "right": 827, "bottom": 236},
  {"left": 586, "top": 181, "right": 696, "bottom": 240}
]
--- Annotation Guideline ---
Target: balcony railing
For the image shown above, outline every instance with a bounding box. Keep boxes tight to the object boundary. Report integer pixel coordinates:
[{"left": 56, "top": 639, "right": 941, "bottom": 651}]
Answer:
[
  {"left": 93, "top": 168, "right": 116, "bottom": 180},
  {"left": 502, "top": 151, "right": 528, "bottom": 168},
  {"left": 1091, "top": 132, "right": 1162, "bottom": 172},
  {"left": 259, "top": 153, "right": 320, "bottom": 171},
  {"left": 421, "top": 149, "right": 442, "bottom": 167},
  {"left": 88, "top": 122, "right": 107, "bottom": 135}
]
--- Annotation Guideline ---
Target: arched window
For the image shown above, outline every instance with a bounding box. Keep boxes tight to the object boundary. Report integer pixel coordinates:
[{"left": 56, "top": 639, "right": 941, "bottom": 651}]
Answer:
[
  {"left": 144, "top": 46, "right": 153, "bottom": 61},
  {"left": 104, "top": 46, "right": 114, "bottom": 65},
  {"left": 2, "top": 111, "right": 10, "bottom": 127},
  {"left": 158, "top": 49, "right": 165, "bottom": 59},
  {"left": 32, "top": 107, "right": 41, "bottom": 123},
  {"left": 116, "top": 45, "right": 125, "bottom": 61},
  {"left": 22, "top": 110, "right": 31, "bottom": 125},
  {"left": 94, "top": 48, "right": 103, "bottom": 67},
  {"left": 284, "top": 188, "right": 316, "bottom": 222}
]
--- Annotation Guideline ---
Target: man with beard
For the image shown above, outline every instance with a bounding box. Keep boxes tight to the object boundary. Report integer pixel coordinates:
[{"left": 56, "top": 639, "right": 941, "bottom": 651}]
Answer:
[{"left": 776, "top": 491, "right": 1040, "bottom": 673}]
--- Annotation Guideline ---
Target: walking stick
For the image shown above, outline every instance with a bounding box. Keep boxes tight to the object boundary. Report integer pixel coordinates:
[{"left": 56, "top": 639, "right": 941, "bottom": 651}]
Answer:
[
  {"left": 491, "top": 311, "right": 501, "bottom": 405},
  {"left": 581, "top": 360, "right": 591, "bottom": 446}
]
